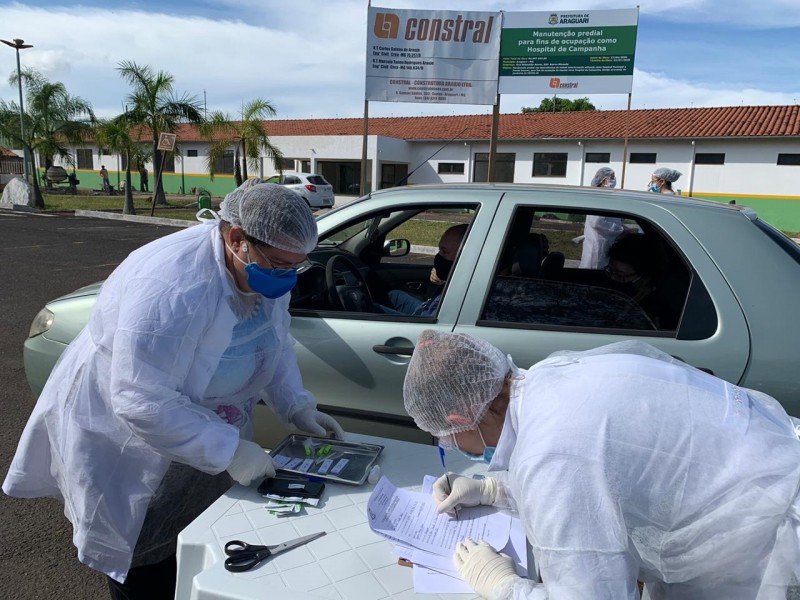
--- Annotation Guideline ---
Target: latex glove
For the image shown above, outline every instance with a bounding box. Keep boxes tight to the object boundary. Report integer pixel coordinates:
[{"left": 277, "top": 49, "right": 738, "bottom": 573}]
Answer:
[
  {"left": 291, "top": 407, "right": 345, "bottom": 440},
  {"left": 433, "top": 474, "right": 498, "bottom": 514},
  {"left": 226, "top": 439, "right": 276, "bottom": 486},
  {"left": 455, "top": 539, "right": 520, "bottom": 600}
]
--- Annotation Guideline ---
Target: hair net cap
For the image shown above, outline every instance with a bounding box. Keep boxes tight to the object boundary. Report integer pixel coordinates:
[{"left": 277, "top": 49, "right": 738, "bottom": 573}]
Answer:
[
  {"left": 591, "top": 167, "right": 615, "bottom": 187},
  {"left": 219, "top": 178, "right": 266, "bottom": 227},
  {"left": 221, "top": 181, "right": 318, "bottom": 254},
  {"left": 653, "top": 167, "right": 682, "bottom": 183},
  {"left": 403, "top": 330, "right": 510, "bottom": 438}
]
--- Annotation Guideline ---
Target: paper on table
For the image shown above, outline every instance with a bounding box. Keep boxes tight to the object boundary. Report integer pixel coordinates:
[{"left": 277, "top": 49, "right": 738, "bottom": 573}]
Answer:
[
  {"left": 367, "top": 476, "right": 511, "bottom": 557},
  {"left": 407, "top": 475, "right": 529, "bottom": 594}
]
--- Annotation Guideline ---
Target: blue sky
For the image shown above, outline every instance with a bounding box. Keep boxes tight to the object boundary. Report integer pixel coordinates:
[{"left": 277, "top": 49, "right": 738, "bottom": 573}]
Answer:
[{"left": 1, "top": 0, "right": 798, "bottom": 120}]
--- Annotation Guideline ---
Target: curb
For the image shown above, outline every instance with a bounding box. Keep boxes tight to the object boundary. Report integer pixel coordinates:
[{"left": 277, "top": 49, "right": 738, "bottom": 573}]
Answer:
[{"left": 74, "top": 210, "right": 197, "bottom": 228}]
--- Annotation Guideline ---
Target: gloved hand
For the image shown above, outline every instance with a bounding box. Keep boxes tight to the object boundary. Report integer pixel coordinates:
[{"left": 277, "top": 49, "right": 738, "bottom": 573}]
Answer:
[
  {"left": 226, "top": 439, "right": 276, "bottom": 486},
  {"left": 433, "top": 474, "right": 498, "bottom": 514},
  {"left": 455, "top": 539, "right": 520, "bottom": 600},
  {"left": 291, "top": 407, "right": 345, "bottom": 440}
]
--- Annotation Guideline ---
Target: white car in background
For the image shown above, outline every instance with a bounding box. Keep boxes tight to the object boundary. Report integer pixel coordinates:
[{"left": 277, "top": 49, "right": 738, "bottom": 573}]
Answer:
[{"left": 265, "top": 172, "right": 335, "bottom": 209}]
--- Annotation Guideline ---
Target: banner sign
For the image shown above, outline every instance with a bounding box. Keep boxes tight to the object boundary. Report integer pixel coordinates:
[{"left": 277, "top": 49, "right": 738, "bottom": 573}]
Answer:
[
  {"left": 365, "top": 6, "right": 501, "bottom": 105},
  {"left": 499, "top": 9, "right": 638, "bottom": 95}
]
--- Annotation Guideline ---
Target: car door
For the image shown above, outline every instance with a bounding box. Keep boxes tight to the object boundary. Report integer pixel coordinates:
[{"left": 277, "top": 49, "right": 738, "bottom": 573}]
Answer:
[
  {"left": 452, "top": 188, "right": 750, "bottom": 384},
  {"left": 283, "top": 189, "right": 502, "bottom": 438}
]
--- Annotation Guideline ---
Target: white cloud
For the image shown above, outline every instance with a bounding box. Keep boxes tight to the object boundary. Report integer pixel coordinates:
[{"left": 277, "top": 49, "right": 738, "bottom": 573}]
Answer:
[{"left": 0, "top": 0, "right": 798, "bottom": 123}]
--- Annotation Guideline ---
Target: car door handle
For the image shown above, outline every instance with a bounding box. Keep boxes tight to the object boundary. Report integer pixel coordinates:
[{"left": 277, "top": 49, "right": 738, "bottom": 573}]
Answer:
[{"left": 373, "top": 344, "right": 414, "bottom": 356}]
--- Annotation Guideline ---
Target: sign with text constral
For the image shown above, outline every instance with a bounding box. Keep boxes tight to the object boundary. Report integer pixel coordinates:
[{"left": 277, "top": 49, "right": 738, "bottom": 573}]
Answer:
[
  {"left": 499, "top": 9, "right": 639, "bottom": 95},
  {"left": 365, "top": 6, "right": 501, "bottom": 105}
]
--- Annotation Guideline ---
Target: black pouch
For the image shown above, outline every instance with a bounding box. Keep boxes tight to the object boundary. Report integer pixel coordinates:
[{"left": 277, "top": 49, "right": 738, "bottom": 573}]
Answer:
[{"left": 257, "top": 476, "right": 325, "bottom": 499}]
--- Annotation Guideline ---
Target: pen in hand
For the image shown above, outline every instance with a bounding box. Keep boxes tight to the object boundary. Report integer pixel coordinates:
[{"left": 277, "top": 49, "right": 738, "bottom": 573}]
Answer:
[{"left": 438, "top": 445, "right": 460, "bottom": 521}]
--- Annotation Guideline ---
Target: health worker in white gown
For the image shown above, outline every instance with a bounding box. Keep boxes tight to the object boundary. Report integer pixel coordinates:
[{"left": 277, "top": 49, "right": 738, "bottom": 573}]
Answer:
[
  {"left": 3, "top": 181, "right": 344, "bottom": 599},
  {"left": 403, "top": 330, "right": 800, "bottom": 600}
]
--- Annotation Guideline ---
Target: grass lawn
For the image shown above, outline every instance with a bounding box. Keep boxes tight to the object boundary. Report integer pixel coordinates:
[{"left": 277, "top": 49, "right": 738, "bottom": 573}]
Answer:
[{"left": 42, "top": 191, "right": 216, "bottom": 221}]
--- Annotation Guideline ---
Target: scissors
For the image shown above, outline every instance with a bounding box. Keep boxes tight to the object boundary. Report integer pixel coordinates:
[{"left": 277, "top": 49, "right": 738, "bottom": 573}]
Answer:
[{"left": 224, "top": 531, "right": 327, "bottom": 572}]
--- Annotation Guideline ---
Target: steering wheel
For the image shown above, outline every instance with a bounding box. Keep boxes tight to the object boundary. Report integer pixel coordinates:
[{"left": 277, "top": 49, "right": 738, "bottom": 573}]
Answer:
[{"left": 325, "top": 254, "right": 375, "bottom": 312}]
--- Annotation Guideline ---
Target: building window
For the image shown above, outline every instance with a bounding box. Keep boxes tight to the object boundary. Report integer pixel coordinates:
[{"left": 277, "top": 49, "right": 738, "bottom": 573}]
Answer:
[
  {"left": 214, "top": 150, "right": 235, "bottom": 175},
  {"left": 474, "top": 153, "right": 516, "bottom": 182},
  {"left": 777, "top": 153, "right": 800, "bottom": 166},
  {"left": 438, "top": 162, "right": 465, "bottom": 174},
  {"left": 187, "top": 149, "right": 198, "bottom": 157},
  {"left": 585, "top": 152, "right": 610, "bottom": 163},
  {"left": 695, "top": 153, "right": 725, "bottom": 165},
  {"left": 76, "top": 149, "right": 93, "bottom": 170},
  {"left": 629, "top": 152, "right": 657, "bottom": 164},
  {"left": 100, "top": 147, "right": 112, "bottom": 156},
  {"left": 533, "top": 153, "right": 568, "bottom": 177},
  {"left": 280, "top": 158, "right": 295, "bottom": 171},
  {"left": 301, "top": 160, "right": 311, "bottom": 172}
]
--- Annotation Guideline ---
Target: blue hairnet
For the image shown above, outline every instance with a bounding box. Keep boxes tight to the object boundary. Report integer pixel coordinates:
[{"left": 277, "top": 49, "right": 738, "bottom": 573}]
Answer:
[
  {"left": 653, "top": 168, "right": 682, "bottom": 183},
  {"left": 591, "top": 167, "right": 615, "bottom": 187}
]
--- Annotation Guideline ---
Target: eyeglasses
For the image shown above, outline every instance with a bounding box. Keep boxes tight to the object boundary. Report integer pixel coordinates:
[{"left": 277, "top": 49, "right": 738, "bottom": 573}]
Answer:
[
  {"left": 604, "top": 265, "right": 639, "bottom": 283},
  {"left": 250, "top": 245, "right": 309, "bottom": 275}
]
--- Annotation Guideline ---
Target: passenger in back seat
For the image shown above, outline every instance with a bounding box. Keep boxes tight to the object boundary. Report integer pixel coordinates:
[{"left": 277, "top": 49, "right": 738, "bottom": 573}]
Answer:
[{"left": 606, "top": 234, "right": 681, "bottom": 329}]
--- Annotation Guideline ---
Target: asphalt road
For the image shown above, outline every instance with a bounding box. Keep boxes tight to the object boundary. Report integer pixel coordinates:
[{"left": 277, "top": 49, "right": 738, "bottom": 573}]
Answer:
[{"left": 0, "top": 210, "right": 182, "bottom": 599}]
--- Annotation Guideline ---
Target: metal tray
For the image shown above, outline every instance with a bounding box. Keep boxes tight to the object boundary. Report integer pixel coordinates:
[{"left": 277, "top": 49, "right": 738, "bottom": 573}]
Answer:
[{"left": 269, "top": 434, "right": 384, "bottom": 485}]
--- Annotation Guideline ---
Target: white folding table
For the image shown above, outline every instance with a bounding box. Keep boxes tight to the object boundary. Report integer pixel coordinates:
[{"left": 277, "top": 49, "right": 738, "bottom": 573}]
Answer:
[{"left": 175, "top": 433, "right": 502, "bottom": 600}]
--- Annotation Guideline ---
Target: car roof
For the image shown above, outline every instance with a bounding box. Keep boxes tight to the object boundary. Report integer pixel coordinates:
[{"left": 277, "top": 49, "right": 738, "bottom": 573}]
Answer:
[{"left": 367, "top": 182, "right": 757, "bottom": 219}]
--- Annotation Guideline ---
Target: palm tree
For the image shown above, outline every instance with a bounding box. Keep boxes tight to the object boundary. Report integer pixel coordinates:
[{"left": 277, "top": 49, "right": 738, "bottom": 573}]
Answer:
[
  {"left": 0, "top": 69, "right": 94, "bottom": 208},
  {"left": 95, "top": 114, "right": 142, "bottom": 214},
  {"left": 200, "top": 99, "right": 284, "bottom": 188},
  {"left": 117, "top": 60, "right": 203, "bottom": 205}
]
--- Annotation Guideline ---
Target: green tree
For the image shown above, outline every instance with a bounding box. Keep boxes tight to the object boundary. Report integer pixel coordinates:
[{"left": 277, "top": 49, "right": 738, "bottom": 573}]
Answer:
[
  {"left": 200, "top": 98, "right": 284, "bottom": 189},
  {"left": 117, "top": 60, "right": 203, "bottom": 205},
  {"left": 95, "top": 114, "right": 144, "bottom": 215},
  {"left": 0, "top": 68, "right": 95, "bottom": 208},
  {"left": 522, "top": 96, "right": 597, "bottom": 113}
]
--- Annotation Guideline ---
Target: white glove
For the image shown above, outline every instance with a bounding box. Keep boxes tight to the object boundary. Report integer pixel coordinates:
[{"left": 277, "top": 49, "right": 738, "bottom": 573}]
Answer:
[
  {"left": 226, "top": 439, "right": 276, "bottom": 486},
  {"left": 455, "top": 539, "right": 520, "bottom": 600},
  {"left": 290, "top": 407, "right": 345, "bottom": 440},
  {"left": 433, "top": 474, "right": 498, "bottom": 514}
]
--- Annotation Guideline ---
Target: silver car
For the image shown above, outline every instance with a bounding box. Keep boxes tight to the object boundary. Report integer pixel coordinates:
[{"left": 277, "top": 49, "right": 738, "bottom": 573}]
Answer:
[
  {"left": 24, "top": 184, "right": 800, "bottom": 446},
  {"left": 264, "top": 172, "right": 335, "bottom": 209}
]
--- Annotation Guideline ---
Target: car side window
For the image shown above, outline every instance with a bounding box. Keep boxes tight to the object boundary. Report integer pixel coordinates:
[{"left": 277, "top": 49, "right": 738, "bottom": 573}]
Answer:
[
  {"left": 285, "top": 176, "right": 302, "bottom": 184},
  {"left": 480, "top": 207, "right": 716, "bottom": 337},
  {"left": 371, "top": 207, "right": 476, "bottom": 318}
]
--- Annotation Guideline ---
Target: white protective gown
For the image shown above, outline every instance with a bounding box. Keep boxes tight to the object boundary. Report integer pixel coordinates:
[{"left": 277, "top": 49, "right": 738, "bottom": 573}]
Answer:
[
  {"left": 488, "top": 342, "right": 800, "bottom": 600},
  {"left": 579, "top": 215, "right": 624, "bottom": 269},
  {"left": 3, "top": 221, "right": 316, "bottom": 582}
]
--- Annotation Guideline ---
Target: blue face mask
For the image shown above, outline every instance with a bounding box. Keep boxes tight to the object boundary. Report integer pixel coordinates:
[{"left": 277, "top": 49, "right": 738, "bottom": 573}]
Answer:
[
  {"left": 244, "top": 263, "right": 297, "bottom": 299},
  {"left": 452, "top": 427, "right": 496, "bottom": 464},
  {"left": 228, "top": 242, "right": 299, "bottom": 299},
  {"left": 649, "top": 182, "right": 661, "bottom": 193}
]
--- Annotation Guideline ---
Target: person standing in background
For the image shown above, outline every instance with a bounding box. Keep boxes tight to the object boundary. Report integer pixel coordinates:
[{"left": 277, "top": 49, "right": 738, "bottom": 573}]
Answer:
[
  {"left": 139, "top": 166, "right": 149, "bottom": 193},
  {"left": 99, "top": 165, "right": 110, "bottom": 192},
  {"left": 649, "top": 167, "right": 682, "bottom": 195},
  {"left": 580, "top": 167, "right": 624, "bottom": 269}
]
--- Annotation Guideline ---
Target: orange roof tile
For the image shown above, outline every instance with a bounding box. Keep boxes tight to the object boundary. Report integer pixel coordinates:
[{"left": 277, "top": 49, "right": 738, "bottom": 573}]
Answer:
[
  {"left": 153, "top": 105, "right": 800, "bottom": 143},
  {"left": 0, "top": 144, "right": 21, "bottom": 158}
]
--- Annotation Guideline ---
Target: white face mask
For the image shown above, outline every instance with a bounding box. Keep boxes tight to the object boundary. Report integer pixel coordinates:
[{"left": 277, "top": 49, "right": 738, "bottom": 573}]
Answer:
[{"left": 606, "top": 177, "right": 617, "bottom": 189}]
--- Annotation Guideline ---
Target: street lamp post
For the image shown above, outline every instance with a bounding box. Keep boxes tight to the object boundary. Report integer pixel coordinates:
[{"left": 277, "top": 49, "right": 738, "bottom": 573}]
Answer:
[{"left": 1, "top": 38, "right": 33, "bottom": 185}]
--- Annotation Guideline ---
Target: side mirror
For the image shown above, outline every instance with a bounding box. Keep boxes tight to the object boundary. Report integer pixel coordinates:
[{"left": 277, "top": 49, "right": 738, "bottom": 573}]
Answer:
[{"left": 384, "top": 238, "right": 411, "bottom": 257}]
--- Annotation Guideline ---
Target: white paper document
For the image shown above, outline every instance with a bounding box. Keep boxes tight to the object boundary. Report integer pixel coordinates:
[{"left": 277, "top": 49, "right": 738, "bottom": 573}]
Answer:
[{"left": 367, "top": 476, "right": 512, "bottom": 556}]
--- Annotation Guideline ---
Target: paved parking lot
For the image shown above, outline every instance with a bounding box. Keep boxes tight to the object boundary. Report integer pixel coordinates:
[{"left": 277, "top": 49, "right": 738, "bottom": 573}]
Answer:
[{"left": 0, "top": 210, "right": 182, "bottom": 599}]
